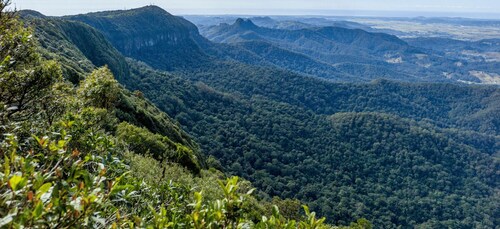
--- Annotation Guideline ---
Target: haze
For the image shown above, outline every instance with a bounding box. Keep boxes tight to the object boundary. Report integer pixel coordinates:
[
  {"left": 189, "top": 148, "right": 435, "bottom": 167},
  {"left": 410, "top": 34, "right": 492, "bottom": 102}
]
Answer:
[{"left": 11, "top": 0, "right": 500, "bottom": 19}]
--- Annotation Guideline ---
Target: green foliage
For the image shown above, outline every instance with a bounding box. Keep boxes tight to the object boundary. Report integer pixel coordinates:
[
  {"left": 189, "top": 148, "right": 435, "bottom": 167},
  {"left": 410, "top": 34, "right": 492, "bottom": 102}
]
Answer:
[
  {"left": 0, "top": 12, "right": 62, "bottom": 124},
  {"left": 0, "top": 115, "right": 134, "bottom": 227},
  {"left": 2, "top": 124, "right": 332, "bottom": 227},
  {"left": 27, "top": 18, "right": 95, "bottom": 83},
  {"left": 25, "top": 14, "right": 200, "bottom": 152},
  {"left": 116, "top": 122, "right": 201, "bottom": 173},
  {"left": 119, "top": 52, "right": 499, "bottom": 226},
  {"left": 78, "top": 66, "right": 120, "bottom": 109},
  {"left": 21, "top": 14, "right": 130, "bottom": 83},
  {"left": 264, "top": 197, "right": 303, "bottom": 221},
  {"left": 115, "top": 88, "right": 198, "bottom": 150},
  {"left": 123, "top": 60, "right": 499, "bottom": 227},
  {"left": 53, "top": 19, "right": 130, "bottom": 81}
]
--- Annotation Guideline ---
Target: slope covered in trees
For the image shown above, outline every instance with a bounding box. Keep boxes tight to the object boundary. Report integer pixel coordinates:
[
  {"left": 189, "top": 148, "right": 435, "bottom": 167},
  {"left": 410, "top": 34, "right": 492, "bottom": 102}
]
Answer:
[
  {"left": 18, "top": 5, "right": 500, "bottom": 228},
  {"left": 124, "top": 61, "right": 500, "bottom": 227},
  {"left": 63, "top": 6, "right": 211, "bottom": 71}
]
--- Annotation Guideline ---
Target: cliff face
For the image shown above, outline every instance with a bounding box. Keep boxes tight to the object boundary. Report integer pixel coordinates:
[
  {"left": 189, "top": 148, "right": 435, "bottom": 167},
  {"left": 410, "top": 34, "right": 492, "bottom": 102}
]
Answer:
[{"left": 65, "top": 6, "right": 209, "bottom": 70}]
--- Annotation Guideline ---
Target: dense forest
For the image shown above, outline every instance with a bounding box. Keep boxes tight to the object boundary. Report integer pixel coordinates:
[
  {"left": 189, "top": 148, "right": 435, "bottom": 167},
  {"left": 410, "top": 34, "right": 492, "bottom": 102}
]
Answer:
[
  {"left": 125, "top": 60, "right": 500, "bottom": 228},
  {"left": 2, "top": 2, "right": 498, "bottom": 228}
]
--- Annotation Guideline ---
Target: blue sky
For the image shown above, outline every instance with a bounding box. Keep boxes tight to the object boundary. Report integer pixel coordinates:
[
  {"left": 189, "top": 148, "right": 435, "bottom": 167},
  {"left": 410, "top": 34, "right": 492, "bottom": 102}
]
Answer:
[{"left": 11, "top": 0, "right": 500, "bottom": 18}]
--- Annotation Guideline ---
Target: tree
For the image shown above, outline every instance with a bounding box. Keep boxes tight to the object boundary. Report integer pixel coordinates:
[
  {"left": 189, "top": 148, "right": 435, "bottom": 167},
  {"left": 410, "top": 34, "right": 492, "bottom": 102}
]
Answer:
[
  {"left": 77, "top": 66, "right": 120, "bottom": 109},
  {"left": 0, "top": 0, "right": 61, "bottom": 125}
]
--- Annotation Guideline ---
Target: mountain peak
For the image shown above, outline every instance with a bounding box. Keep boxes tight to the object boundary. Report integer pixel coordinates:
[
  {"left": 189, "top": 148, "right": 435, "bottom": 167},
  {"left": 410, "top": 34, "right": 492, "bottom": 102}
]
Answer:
[
  {"left": 123, "top": 5, "right": 173, "bottom": 17},
  {"left": 233, "top": 18, "right": 258, "bottom": 30},
  {"left": 137, "top": 5, "right": 168, "bottom": 13},
  {"left": 74, "top": 5, "right": 173, "bottom": 18},
  {"left": 19, "top": 10, "right": 46, "bottom": 19}
]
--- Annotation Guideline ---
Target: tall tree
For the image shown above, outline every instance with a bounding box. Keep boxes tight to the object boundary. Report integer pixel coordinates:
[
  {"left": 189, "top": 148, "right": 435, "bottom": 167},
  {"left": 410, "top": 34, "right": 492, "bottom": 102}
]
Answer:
[{"left": 0, "top": 0, "right": 61, "bottom": 126}]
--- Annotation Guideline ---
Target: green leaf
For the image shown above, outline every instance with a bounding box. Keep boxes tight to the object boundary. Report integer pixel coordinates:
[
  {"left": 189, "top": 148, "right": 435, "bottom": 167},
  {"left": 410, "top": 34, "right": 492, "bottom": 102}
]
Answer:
[
  {"left": 110, "top": 171, "right": 131, "bottom": 195},
  {"left": 48, "top": 142, "right": 58, "bottom": 152},
  {"left": 3, "top": 156, "right": 10, "bottom": 177},
  {"left": 36, "top": 183, "right": 52, "bottom": 199},
  {"left": 33, "top": 201, "right": 43, "bottom": 219},
  {"left": 9, "top": 175, "right": 26, "bottom": 191},
  {"left": 33, "top": 135, "right": 49, "bottom": 148},
  {"left": 272, "top": 205, "right": 280, "bottom": 218},
  {"left": 110, "top": 185, "right": 135, "bottom": 196},
  {"left": 57, "top": 139, "right": 66, "bottom": 148},
  {"left": 302, "top": 205, "right": 310, "bottom": 216}
]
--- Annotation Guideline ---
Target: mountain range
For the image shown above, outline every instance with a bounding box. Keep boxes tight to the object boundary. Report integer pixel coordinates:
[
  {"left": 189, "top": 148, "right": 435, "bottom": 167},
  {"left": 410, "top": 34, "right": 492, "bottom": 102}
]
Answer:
[{"left": 19, "top": 6, "right": 500, "bottom": 228}]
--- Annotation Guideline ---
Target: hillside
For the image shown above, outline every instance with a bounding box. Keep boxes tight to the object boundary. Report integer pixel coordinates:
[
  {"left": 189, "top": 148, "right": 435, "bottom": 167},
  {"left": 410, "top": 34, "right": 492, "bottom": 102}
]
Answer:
[
  {"left": 406, "top": 37, "right": 500, "bottom": 77},
  {"left": 21, "top": 10, "right": 203, "bottom": 173},
  {"left": 125, "top": 61, "right": 500, "bottom": 227},
  {"left": 63, "top": 6, "right": 211, "bottom": 70},
  {"left": 22, "top": 13, "right": 130, "bottom": 83},
  {"left": 17, "top": 6, "right": 500, "bottom": 228}
]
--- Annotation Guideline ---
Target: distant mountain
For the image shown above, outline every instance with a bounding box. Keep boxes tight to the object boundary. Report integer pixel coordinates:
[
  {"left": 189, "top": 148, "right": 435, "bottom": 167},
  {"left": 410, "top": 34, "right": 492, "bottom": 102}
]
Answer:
[
  {"left": 204, "top": 18, "right": 409, "bottom": 55},
  {"left": 203, "top": 18, "right": 500, "bottom": 84},
  {"left": 188, "top": 15, "right": 374, "bottom": 31},
  {"left": 19, "top": 9, "right": 47, "bottom": 18},
  {"left": 202, "top": 18, "right": 453, "bottom": 82},
  {"left": 62, "top": 7, "right": 497, "bottom": 84},
  {"left": 64, "top": 6, "right": 211, "bottom": 70},
  {"left": 63, "top": 8, "right": 449, "bottom": 83}
]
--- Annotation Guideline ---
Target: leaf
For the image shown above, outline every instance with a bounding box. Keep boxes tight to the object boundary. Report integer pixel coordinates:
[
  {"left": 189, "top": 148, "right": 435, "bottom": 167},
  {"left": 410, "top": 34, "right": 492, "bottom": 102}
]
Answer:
[
  {"left": 109, "top": 171, "right": 131, "bottom": 194},
  {"left": 110, "top": 185, "right": 134, "bottom": 196},
  {"left": 33, "top": 135, "right": 49, "bottom": 148},
  {"left": 92, "top": 216, "right": 106, "bottom": 226},
  {"left": 33, "top": 201, "right": 43, "bottom": 219},
  {"left": 302, "top": 205, "right": 310, "bottom": 216},
  {"left": 56, "top": 140, "right": 64, "bottom": 149},
  {"left": 246, "top": 188, "right": 256, "bottom": 195},
  {"left": 0, "top": 213, "right": 14, "bottom": 227},
  {"left": 6, "top": 106, "right": 18, "bottom": 111},
  {"left": 272, "top": 205, "right": 280, "bottom": 218},
  {"left": 48, "top": 142, "right": 58, "bottom": 152},
  {"left": 75, "top": 169, "right": 91, "bottom": 186},
  {"left": 36, "top": 183, "right": 52, "bottom": 199},
  {"left": 9, "top": 175, "right": 26, "bottom": 191},
  {"left": 3, "top": 156, "right": 10, "bottom": 177}
]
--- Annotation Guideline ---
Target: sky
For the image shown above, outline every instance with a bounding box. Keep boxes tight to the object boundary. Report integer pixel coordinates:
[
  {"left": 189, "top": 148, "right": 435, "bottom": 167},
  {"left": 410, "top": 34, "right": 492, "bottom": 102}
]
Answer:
[{"left": 10, "top": 0, "right": 500, "bottom": 19}]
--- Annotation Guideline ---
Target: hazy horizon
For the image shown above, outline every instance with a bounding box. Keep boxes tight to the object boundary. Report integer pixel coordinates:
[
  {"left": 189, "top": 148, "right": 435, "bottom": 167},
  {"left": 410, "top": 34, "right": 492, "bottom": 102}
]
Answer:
[{"left": 11, "top": 0, "right": 500, "bottom": 19}]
